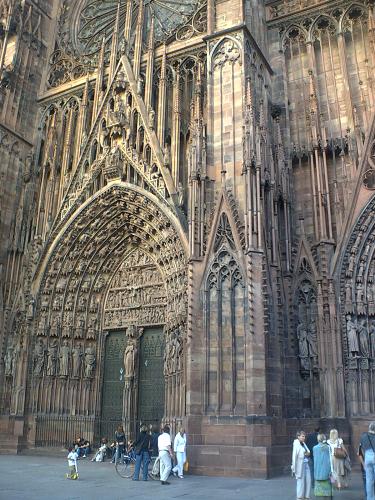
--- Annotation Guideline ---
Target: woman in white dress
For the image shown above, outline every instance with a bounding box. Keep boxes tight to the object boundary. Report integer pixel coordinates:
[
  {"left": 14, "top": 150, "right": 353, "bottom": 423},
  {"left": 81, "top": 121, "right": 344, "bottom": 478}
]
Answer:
[{"left": 172, "top": 427, "right": 187, "bottom": 479}]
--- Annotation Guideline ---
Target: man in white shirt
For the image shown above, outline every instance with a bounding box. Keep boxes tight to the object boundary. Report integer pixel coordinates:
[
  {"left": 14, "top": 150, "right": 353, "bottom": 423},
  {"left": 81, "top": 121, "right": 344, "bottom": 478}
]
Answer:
[{"left": 158, "top": 425, "right": 173, "bottom": 485}]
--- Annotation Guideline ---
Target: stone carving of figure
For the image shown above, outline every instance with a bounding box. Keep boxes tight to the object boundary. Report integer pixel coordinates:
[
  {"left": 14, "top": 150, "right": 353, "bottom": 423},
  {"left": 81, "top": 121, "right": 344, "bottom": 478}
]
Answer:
[
  {"left": 124, "top": 344, "right": 136, "bottom": 378},
  {"left": 99, "top": 124, "right": 110, "bottom": 152},
  {"left": 297, "top": 322, "right": 309, "bottom": 358},
  {"left": 307, "top": 320, "right": 318, "bottom": 358},
  {"left": 346, "top": 253, "right": 356, "bottom": 278},
  {"left": 357, "top": 257, "right": 366, "bottom": 283},
  {"left": 4, "top": 341, "right": 14, "bottom": 377},
  {"left": 84, "top": 345, "right": 96, "bottom": 378},
  {"left": 345, "top": 282, "right": 353, "bottom": 312},
  {"left": 177, "top": 182, "right": 184, "bottom": 208},
  {"left": 27, "top": 297, "right": 36, "bottom": 320},
  {"left": 72, "top": 344, "right": 83, "bottom": 378},
  {"left": 33, "top": 339, "right": 45, "bottom": 376},
  {"left": 358, "top": 319, "right": 370, "bottom": 358},
  {"left": 59, "top": 341, "right": 70, "bottom": 376},
  {"left": 23, "top": 151, "right": 33, "bottom": 183},
  {"left": 127, "top": 325, "right": 137, "bottom": 339},
  {"left": 346, "top": 314, "right": 359, "bottom": 357},
  {"left": 163, "top": 143, "right": 171, "bottom": 168},
  {"left": 46, "top": 340, "right": 58, "bottom": 376},
  {"left": 137, "top": 75, "right": 144, "bottom": 95},
  {"left": 148, "top": 107, "right": 155, "bottom": 130}
]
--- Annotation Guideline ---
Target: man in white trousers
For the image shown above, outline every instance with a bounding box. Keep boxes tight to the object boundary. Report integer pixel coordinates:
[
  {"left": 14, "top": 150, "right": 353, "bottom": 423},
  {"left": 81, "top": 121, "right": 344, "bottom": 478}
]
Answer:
[{"left": 158, "top": 425, "right": 174, "bottom": 485}]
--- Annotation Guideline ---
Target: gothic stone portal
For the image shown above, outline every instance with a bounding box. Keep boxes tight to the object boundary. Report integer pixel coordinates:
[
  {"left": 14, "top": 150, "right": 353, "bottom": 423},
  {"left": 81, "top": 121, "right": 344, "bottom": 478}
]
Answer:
[{"left": 29, "top": 185, "right": 187, "bottom": 446}]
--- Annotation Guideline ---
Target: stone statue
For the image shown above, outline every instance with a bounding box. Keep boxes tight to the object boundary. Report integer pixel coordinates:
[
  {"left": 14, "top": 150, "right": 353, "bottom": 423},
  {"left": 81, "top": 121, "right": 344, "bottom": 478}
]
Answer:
[
  {"left": 297, "top": 322, "right": 309, "bottom": 358},
  {"left": 358, "top": 319, "right": 370, "bottom": 358},
  {"left": 163, "top": 143, "right": 171, "bottom": 168},
  {"left": 72, "top": 344, "right": 83, "bottom": 378},
  {"left": 46, "top": 340, "right": 58, "bottom": 376},
  {"left": 27, "top": 297, "right": 35, "bottom": 320},
  {"left": 4, "top": 341, "right": 14, "bottom": 377},
  {"left": 346, "top": 314, "right": 359, "bottom": 357},
  {"left": 177, "top": 182, "right": 184, "bottom": 208},
  {"left": 84, "top": 345, "right": 96, "bottom": 378},
  {"left": 33, "top": 339, "right": 45, "bottom": 376},
  {"left": 137, "top": 75, "right": 144, "bottom": 95},
  {"left": 124, "top": 343, "right": 136, "bottom": 378},
  {"left": 59, "top": 341, "right": 70, "bottom": 376},
  {"left": 307, "top": 320, "right": 318, "bottom": 358},
  {"left": 23, "top": 151, "right": 33, "bottom": 183},
  {"left": 127, "top": 325, "right": 137, "bottom": 339},
  {"left": 148, "top": 107, "right": 155, "bottom": 130}
]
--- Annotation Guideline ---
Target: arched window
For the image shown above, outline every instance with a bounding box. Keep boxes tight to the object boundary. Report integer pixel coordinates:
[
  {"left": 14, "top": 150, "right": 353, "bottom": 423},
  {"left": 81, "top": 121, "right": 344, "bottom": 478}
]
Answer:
[{"left": 204, "top": 214, "right": 246, "bottom": 415}]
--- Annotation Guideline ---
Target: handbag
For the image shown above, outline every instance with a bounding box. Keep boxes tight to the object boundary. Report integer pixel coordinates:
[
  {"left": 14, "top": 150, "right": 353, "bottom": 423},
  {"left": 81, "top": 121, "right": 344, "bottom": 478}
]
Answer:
[
  {"left": 330, "top": 470, "right": 338, "bottom": 484},
  {"left": 183, "top": 460, "right": 189, "bottom": 472},
  {"left": 334, "top": 447, "right": 346, "bottom": 459}
]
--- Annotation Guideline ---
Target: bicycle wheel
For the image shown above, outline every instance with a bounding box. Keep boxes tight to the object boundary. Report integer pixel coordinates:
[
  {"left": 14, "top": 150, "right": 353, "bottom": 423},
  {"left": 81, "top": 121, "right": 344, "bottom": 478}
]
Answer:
[
  {"left": 115, "top": 456, "right": 135, "bottom": 478},
  {"left": 148, "top": 456, "right": 160, "bottom": 481}
]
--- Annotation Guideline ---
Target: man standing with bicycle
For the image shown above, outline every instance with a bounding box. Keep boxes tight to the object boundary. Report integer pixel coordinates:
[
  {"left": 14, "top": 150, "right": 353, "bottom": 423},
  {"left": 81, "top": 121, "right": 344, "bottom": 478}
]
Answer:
[
  {"left": 132, "top": 424, "right": 151, "bottom": 481},
  {"left": 158, "top": 425, "right": 173, "bottom": 485}
]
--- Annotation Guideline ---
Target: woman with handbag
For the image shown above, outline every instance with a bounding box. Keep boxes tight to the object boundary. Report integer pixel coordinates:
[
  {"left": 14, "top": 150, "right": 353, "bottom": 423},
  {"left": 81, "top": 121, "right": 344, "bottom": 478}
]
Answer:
[
  {"left": 327, "top": 429, "right": 348, "bottom": 490},
  {"left": 291, "top": 430, "right": 311, "bottom": 500},
  {"left": 313, "top": 434, "right": 333, "bottom": 499}
]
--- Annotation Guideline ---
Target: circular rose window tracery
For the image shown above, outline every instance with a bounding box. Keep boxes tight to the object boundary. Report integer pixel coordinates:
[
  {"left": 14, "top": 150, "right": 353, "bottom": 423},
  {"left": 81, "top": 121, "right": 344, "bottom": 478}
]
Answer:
[{"left": 77, "top": 0, "right": 201, "bottom": 56}]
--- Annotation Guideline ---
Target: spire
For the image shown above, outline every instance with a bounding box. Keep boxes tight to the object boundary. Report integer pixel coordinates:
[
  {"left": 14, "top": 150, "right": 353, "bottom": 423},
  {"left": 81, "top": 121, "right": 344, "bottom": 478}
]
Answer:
[
  {"left": 133, "top": 0, "right": 145, "bottom": 79},
  {"left": 109, "top": 1, "right": 121, "bottom": 81},
  {"left": 124, "top": 0, "right": 133, "bottom": 48},
  {"left": 82, "top": 73, "right": 90, "bottom": 107},
  {"left": 93, "top": 36, "right": 106, "bottom": 123},
  {"left": 144, "top": 14, "right": 155, "bottom": 109}
]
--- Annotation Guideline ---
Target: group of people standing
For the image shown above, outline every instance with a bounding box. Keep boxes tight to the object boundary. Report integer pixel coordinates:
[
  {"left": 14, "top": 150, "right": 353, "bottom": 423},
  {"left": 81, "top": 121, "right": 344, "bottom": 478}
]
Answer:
[
  {"left": 291, "top": 427, "right": 350, "bottom": 499},
  {"left": 112, "top": 423, "right": 187, "bottom": 484},
  {"left": 292, "top": 423, "right": 375, "bottom": 499}
]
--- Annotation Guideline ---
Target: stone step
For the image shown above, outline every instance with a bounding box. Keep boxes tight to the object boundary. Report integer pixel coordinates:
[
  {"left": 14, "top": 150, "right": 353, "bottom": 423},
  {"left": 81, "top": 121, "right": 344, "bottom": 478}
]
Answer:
[{"left": 20, "top": 447, "right": 67, "bottom": 458}]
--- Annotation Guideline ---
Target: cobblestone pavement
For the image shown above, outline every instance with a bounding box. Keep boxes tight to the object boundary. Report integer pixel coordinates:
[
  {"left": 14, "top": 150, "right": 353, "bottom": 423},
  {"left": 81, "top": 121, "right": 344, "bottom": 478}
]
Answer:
[{"left": 0, "top": 455, "right": 363, "bottom": 500}]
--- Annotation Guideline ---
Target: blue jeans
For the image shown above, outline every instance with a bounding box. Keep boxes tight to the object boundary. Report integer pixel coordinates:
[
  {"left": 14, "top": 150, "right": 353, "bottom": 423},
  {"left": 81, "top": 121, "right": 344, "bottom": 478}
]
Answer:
[
  {"left": 133, "top": 451, "right": 150, "bottom": 480},
  {"left": 365, "top": 449, "right": 375, "bottom": 500},
  {"left": 76, "top": 446, "right": 89, "bottom": 457},
  {"left": 112, "top": 444, "right": 124, "bottom": 463}
]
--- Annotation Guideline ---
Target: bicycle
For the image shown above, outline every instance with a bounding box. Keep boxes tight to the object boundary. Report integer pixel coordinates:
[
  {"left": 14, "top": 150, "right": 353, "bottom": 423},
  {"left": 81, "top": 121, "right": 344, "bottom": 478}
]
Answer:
[
  {"left": 115, "top": 449, "right": 160, "bottom": 480},
  {"left": 115, "top": 448, "right": 136, "bottom": 478}
]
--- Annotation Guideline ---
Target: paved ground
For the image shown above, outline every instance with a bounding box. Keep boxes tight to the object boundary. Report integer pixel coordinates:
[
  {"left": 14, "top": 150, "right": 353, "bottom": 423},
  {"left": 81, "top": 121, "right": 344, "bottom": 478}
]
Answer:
[{"left": 0, "top": 455, "right": 364, "bottom": 500}]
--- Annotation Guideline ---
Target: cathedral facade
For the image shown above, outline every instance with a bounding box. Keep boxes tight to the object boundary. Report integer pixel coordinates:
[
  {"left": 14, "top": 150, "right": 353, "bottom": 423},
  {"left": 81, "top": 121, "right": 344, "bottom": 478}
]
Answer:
[{"left": 0, "top": 0, "right": 375, "bottom": 477}]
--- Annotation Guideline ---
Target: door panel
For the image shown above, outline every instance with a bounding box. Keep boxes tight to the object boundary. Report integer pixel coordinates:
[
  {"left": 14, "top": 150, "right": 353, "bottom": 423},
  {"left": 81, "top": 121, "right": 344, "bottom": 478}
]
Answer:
[{"left": 137, "top": 328, "right": 165, "bottom": 428}]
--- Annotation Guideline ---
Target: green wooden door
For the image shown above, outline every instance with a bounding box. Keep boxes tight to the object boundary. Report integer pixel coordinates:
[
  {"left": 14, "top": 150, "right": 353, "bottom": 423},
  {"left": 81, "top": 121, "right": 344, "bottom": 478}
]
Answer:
[
  {"left": 137, "top": 328, "right": 165, "bottom": 428},
  {"left": 100, "top": 331, "right": 126, "bottom": 439}
]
